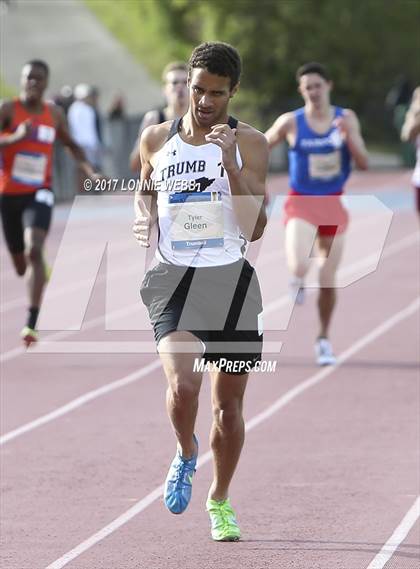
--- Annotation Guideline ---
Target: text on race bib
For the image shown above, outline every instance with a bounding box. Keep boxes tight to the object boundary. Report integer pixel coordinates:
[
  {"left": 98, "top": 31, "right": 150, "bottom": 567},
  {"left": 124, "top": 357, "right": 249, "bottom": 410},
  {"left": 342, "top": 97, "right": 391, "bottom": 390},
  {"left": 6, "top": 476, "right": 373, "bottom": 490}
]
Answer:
[
  {"left": 169, "top": 191, "right": 224, "bottom": 250},
  {"left": 11, "top": 152, "right": 47, "bottom": 186},
  {"left": 309, "top": 151, "right": 341, "bottom": 180},
  {"left": 37, "top": 125, "right": 56, "bottom": 144}
]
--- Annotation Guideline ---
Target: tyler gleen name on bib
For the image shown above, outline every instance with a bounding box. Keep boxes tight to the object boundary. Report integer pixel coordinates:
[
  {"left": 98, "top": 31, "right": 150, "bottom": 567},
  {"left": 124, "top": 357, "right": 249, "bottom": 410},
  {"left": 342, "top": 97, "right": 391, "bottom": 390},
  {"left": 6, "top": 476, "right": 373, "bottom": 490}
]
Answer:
[{"left": 184, "top": 214, "right": 207, "bottom": 230}]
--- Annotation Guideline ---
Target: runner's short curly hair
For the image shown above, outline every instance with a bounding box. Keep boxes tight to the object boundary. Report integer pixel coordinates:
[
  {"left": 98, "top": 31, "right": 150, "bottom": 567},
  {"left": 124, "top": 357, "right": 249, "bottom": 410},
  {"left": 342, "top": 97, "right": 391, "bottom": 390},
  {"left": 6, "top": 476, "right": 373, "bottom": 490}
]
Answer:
[
  {"left": 188, "top": 42, "right": 241, "bottom": 89},
  {"left": 24, "top": 59, "right": 50, "bottom": 78}
]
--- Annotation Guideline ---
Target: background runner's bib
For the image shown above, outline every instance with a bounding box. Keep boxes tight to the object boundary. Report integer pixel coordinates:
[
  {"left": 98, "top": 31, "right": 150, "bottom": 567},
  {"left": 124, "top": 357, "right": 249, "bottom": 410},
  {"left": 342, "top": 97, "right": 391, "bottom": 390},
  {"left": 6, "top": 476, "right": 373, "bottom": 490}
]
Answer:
[
  {"left": 308, "top": 150, "right": 341, "bottom": 180},
  {"left": 151, "top": 117, "right": 246, "bottom": 268}
]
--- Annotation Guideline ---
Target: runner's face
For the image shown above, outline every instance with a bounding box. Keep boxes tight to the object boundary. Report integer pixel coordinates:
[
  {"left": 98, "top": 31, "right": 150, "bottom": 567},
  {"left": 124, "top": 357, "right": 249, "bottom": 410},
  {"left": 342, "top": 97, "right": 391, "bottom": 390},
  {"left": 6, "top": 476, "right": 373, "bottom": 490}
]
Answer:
[
  {"left": 188, "top": 68, "right": 237, "bottom": 127},
  {"left": 21, "top": 64, "right": 48, "bottom": 102},
  {"left": 298, "top": 73, "right": 331, "bottom": 108},
  {"left": 164, "top": 69, "right": 188, "bottom": 109}
]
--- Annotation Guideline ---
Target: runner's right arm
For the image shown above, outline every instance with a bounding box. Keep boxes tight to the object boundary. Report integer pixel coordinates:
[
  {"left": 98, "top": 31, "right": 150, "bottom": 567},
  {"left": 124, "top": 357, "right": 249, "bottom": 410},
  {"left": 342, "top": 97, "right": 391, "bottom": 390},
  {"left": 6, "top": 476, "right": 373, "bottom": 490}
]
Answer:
[
  {"left": 0, "top": 100, "right": 34, "bottom": 147},
  {"left": 133, "top": 124, "right": 163, "bottom": 247},
  {"left": 264, "top": 112, "right": 294, "bottom": 150},
  {"left": 129, "top": 110, "right": 161, "bottom": 173}
]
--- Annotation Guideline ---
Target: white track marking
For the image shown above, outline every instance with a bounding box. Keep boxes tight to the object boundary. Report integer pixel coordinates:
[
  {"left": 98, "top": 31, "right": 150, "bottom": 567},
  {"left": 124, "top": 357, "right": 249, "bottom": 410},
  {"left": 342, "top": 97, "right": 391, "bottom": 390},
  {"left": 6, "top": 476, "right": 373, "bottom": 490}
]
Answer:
[
  {"left": 263, "top": 230, "right": 419, "bottom": 315},
  {"left": 2, "top": 229, "right": 417, "bottom": 363},
  {"left": 0, "top": 263, "right": 140, "bottom": 314},
  {"left": 21, "top": 340, "right": 283, "bottom": 354},
  {"left": 0, "top": 360, "right": 161, "bottom": 445},
  {"left": 44, "top": 297, "right": 419, "bottom": 569},
  {"left": 0, "top": 208, "right": 372, "bottom": 312},
  {"left": 0, "top": 298, "right": 143, "bottom": 364},
  {"left": 365, "top": 496, "right": 420, "bottom": 569},
  {"left": 1, "top": 231, "right": 418, "bottom": 437}
]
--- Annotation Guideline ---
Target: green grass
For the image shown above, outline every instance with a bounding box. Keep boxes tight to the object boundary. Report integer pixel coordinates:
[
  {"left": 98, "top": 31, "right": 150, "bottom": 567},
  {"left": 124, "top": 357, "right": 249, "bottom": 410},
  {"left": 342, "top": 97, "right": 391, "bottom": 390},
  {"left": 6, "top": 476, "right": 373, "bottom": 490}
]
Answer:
[
  {"left": 0, "top": 75, "right": 17, "bottom": 99},
  {"left": 83, "top": 1, "right": 259, "bottom": 124},
  {"left": 84, "top": 0, "right": 185, "bottom": 82}
]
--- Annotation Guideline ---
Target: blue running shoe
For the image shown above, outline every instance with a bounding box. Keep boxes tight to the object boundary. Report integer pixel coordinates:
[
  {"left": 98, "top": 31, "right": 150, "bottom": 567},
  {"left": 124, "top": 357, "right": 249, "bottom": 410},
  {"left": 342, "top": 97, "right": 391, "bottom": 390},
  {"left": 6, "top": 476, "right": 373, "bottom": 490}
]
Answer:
[{"left": 164, "top": 434, "right": 198, "bottom": 514}]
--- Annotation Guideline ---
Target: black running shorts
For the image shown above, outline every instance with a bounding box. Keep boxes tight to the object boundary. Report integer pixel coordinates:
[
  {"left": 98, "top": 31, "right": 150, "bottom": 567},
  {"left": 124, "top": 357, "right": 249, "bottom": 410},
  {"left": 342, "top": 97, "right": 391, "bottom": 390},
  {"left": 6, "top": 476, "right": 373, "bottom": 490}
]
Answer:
[
  {"left": 0, "top": 189, "right": 54, "bottom": 254},
  {"left": 140, "top": 258, "right": 263, "bottom": 374}
]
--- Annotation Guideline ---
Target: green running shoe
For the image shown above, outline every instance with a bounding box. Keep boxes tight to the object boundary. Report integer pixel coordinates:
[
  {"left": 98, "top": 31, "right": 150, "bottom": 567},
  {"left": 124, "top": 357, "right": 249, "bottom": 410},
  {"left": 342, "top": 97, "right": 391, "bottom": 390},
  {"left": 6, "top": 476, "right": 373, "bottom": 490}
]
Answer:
[
  {"left": 21, "top": 326, "right": 38, "bottom": 347},
  {"left": 206, "top": 498, "right": 241, "bottom": 541}
]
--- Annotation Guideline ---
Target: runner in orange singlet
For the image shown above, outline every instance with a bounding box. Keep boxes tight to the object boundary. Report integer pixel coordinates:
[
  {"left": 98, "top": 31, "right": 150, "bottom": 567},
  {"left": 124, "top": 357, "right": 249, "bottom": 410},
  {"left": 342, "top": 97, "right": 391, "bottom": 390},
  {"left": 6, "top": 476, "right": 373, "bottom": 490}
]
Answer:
[{"left": 0, "top": 60, "right": 100, "bottom": 346}]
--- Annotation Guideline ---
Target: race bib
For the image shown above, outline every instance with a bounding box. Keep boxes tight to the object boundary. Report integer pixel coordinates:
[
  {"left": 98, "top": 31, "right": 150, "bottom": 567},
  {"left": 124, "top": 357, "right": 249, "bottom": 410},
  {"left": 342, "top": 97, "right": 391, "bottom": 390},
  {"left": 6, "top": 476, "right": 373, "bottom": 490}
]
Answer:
[
  {"left": 169, "top": 191, "right": 224, "bottom": 250},
  {"left": 11, "top": 152, "right": 47, "bottom": 186},
  {"left": 37, "top": 125, "right": 56, "bottom": 143},
  {"left": 309, "top": 151, "right": 341, "bottom": 180}
]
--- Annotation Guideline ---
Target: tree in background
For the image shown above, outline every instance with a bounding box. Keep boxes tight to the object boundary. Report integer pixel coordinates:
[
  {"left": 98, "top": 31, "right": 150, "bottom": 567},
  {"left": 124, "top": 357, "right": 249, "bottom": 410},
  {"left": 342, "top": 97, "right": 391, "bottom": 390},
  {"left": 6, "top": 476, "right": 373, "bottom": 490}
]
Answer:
[{"left": 87, "top": 0, "right": 420, "bottom": 142}]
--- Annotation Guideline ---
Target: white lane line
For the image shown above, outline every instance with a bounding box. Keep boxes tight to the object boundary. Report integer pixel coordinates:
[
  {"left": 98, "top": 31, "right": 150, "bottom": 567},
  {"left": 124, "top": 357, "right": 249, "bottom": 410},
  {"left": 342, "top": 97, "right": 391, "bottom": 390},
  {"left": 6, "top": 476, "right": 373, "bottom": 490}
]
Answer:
[
  {"left": 0, "top": 360, "right": 162, "bottom": 446},
  {"left": 3, "top": 229, "right": 417, "bottom": 363},
  {"left": 1, "top": 229, "right": 418, "bottom": 438},
  {"left": 0, "top": 298, "right": 143, "bottom": 364},
  {"left": 365, "top": 496, "right": 420, "bottom": 569},
  {"left": 263, "top": 230, "right": 419, "bottom": 315},
  {"left": 44, "top": 297, "right": 420, "bottom": 569},
  {"left": 0, "top": 262, "right": 140, "bottom": 314},
  {"left": 0, "top": 210, "right": 371, "bottom": 313}
]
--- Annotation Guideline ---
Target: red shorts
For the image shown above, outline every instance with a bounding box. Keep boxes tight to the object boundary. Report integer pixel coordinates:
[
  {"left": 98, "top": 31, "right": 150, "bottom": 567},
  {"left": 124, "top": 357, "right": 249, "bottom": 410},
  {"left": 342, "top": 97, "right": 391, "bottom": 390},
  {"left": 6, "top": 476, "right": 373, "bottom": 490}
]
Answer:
[{"left": 284, "top": 190, "right": 349, "bottom": 237}]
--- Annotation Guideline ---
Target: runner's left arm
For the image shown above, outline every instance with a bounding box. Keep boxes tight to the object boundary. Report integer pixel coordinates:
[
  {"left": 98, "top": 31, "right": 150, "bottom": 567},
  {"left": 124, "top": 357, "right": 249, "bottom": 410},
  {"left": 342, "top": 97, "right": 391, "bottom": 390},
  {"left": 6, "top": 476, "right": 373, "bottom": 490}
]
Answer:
[
  {"left": 51, "top": 104, "right": 101, "bottom": 179},
  {"left": 336, "top": 110, "right": 369, "bottom": 170},
  {"left": 205, "top": 123, "right": 268, "bottom": 242}
]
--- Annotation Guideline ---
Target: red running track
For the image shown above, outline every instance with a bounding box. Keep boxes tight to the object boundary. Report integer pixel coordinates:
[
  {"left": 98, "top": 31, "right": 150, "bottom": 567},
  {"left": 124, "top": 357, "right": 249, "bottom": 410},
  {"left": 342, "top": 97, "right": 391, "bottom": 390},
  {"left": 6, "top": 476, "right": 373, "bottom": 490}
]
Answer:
[{"left": 0, "top": 170, "right": 419, "bottom": 569}]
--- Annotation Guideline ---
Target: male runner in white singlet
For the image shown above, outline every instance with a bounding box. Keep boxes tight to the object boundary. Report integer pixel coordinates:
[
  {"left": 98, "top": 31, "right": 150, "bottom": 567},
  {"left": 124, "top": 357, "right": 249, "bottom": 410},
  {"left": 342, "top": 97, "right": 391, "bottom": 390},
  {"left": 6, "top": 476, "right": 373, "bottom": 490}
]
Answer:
[{"left": 133, "top": 42, "right": 268, "bottom": 541}]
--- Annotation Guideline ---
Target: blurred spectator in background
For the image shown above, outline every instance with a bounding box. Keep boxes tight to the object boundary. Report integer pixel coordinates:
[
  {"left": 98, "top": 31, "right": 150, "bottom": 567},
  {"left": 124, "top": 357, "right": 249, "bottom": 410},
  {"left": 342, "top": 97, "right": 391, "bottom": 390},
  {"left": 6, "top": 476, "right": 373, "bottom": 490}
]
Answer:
[
  {"left": 386, "top": 75, "right": 415, "bottom": 167},
  {"left": 401, "top": 87, "right": 420, "bottom": 218},
  {"left": 129, "top": 61, "right": 188, "bottom": 172},
  {"left": 68, "top": 83, "right": 103, "bottom": 171},
  {"left": 0, "top": 0, "right": 14, "bottom": 12},
  {"left": 90, "top": 86, "right": 103, "bottom": 152},
  {"left": 53, "top": 85, "right": 74, "bottom": 115},
  {"left": 108, "top": 91, "right": 126, "bottom": 121},
  {"left": 385, "top": 75, "right": 413, "bottom": 117}
]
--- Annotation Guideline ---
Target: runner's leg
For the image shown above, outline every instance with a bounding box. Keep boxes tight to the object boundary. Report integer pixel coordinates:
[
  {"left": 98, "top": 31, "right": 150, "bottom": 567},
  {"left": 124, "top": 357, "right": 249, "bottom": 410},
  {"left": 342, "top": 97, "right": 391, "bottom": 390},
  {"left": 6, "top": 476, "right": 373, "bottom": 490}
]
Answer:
[
  {"left": 208, "top": 369, "right": 248, "bottom": 501},
  {"left": 316, "top": 232, "right": 345, "bottom": 338},
  {"left": 158, "top": 331, "right": 203, "bottom": 458},
  {"left": 285, "top": 217, "right": 317, "bottom": 278},
  {"left": 0, "top": 195, "right": 27, "bottom": 276}
]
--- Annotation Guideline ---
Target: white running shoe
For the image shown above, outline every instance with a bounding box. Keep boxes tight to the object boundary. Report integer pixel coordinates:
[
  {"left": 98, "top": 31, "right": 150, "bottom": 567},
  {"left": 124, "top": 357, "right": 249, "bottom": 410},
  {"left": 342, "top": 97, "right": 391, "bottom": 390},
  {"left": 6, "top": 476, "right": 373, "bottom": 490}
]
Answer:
[
  {"left": 315, "top": 338, "right": 337, "bottom": 366},
  {"left": 289, "top": 277, "right": 305, "bottom": 305}
]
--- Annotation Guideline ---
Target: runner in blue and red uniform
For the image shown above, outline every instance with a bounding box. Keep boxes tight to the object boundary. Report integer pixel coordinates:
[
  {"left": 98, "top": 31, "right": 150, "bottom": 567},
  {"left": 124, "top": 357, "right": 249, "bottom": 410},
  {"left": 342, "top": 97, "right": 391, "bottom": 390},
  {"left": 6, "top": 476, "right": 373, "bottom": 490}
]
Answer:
[{"left": 265, "top": 62, "right": 368, "bottom": 365}]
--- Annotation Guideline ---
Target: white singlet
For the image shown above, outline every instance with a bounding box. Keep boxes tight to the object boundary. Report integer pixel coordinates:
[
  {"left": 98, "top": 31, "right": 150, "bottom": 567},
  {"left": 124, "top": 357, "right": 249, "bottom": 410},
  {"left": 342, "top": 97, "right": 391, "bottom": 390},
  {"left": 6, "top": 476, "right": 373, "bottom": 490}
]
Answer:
[{"left": 151, "top": 117, "right": 246, "bottom": 267}]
